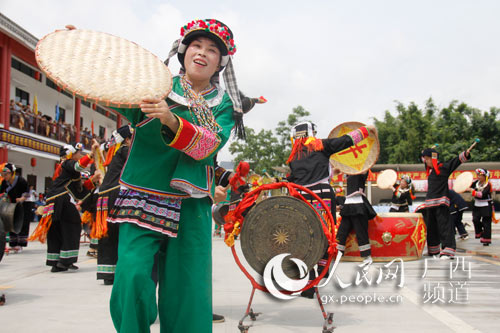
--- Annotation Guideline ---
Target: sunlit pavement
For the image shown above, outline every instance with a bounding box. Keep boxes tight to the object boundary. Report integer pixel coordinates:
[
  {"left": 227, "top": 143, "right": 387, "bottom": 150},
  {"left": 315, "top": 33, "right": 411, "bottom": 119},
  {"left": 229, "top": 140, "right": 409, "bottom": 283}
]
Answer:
[{"left": 1, "top": 219, "right": 499, "bottom": 332}]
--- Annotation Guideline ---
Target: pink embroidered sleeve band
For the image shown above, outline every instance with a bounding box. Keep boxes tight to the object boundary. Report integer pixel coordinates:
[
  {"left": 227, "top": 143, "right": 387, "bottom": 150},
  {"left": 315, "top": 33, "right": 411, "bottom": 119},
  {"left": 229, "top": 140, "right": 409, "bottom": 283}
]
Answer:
[
  {"left": 472, "top": 190, "right": 482, "bottom": 198},
  {"left": 167, "top": 116, "right": 221, "bottom": 161},
  {"left": 347, "top": 126, "right": 369, "bottom": 145},
  {"left": 459, "top": 151, "right": 469, "bottom": 163}
]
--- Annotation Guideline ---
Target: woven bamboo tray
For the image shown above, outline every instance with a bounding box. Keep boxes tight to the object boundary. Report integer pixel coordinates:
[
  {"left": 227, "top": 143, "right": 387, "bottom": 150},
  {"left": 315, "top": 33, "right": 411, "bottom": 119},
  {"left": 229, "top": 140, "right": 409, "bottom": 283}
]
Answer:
[
  {"left": 328, "top": 121, "right": 379, "bottom": 175},
  {"left": 36, "top": 29, "right": 172, "bottom": 108}
]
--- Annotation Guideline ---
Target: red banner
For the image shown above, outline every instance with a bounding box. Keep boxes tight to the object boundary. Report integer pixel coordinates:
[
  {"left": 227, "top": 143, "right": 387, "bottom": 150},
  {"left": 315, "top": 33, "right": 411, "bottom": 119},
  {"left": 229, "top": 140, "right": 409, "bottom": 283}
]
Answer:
[{"left": 330, "top": 170, "right": 500, "bottom": 192}]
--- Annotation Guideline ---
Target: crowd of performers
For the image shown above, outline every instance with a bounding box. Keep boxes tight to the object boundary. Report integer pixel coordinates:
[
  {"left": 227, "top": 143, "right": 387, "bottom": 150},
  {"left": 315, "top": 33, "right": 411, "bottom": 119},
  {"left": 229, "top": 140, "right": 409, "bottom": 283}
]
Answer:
[
  {"left": 0, "top": 17, "right": 497, "bottom": 333},
  {"left": 213, "top": 123, "right": 497, "bottom": 298}
]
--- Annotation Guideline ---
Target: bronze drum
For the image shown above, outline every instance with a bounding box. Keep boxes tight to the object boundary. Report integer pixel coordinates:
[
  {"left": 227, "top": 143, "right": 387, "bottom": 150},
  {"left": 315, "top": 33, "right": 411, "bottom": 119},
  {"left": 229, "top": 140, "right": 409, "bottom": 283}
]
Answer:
[
  {"left": 240, "top": 196, "right": 327, "bottom": 279},
  {"left": 0, "top": 201, "right": 24, "bottom": 234}
]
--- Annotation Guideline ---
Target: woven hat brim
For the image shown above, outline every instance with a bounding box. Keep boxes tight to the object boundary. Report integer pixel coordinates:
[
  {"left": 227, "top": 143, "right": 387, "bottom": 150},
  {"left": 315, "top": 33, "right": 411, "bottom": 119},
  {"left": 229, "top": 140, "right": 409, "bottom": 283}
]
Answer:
[{"left": 36, "top": 29, "right": 172, "bottom": 108}]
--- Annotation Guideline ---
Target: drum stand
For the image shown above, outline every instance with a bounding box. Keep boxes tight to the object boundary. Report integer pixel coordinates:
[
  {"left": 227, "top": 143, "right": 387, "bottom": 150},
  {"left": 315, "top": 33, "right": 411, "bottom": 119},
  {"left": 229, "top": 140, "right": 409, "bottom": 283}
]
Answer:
[
  {"left": 237, "top": 287, "right": 260, "bottom": 333},
  {"left": 237, "top": 286, "right": 335, "bottom": 333},
  {"left": 315, "top": 287, "right": 335, "bottom": 333}
]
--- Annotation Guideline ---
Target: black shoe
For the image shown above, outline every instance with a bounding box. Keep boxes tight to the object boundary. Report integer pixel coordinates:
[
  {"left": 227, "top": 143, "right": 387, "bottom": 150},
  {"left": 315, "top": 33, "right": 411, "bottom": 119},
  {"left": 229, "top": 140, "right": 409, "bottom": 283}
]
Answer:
[
  {"left": 51, "top": 265, "right": 68, "bottom": 272},
  {"left": 300, "top": 288, "right": 315, "bottom": 299},
  {"left": 213, "top": 313, "right": 225, "bottom": 323},
  {"left": 103, "top": 279, "right": 114, "bottom": 285},
  {"left": 57, "top": 262, "right": 79, "bottom": 270},
  {"left": 483, "top": 243, "right": 490, "bottom": 246}
]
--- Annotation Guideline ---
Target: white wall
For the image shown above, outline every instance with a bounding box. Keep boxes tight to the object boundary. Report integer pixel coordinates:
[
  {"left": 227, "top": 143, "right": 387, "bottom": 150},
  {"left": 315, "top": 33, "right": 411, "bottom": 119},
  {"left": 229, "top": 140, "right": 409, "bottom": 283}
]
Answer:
[{"left": 7, "top": 150, "right": 56, "bottom": 194}]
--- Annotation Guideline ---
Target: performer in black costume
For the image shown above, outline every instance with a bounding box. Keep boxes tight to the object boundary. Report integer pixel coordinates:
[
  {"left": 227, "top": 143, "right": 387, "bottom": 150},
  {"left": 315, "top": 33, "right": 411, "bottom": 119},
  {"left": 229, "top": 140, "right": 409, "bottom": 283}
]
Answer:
[
  {"left": 419, "top": 148, "right": 470, "bottom": 259},
  {"left": 336, "top": 171, "right": 376, "bottom": 266},
  {"left": 29, "top": 141, "right": 101, "bottom": 271},
  {"left": 286, "top": 121, "right": 376, "bottom": 297},
  {"left": 0, "top": 163, "right": 30, "bottom": 252},
  {"left": 389, "top": 175, "right": 414, "bottom": 212},
  {"left": 96, "top": 125, "right": 133, "bottom": 284},
  {"left": 469, "top": 168, "right": 493, "bottom": 246}
]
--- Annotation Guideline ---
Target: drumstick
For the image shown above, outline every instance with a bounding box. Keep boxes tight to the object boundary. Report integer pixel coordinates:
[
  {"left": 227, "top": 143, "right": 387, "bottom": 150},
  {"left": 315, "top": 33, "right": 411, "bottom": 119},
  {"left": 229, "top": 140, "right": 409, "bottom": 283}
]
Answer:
[{"left": 467, "top": 138, "right": 480, "bottom": 151}]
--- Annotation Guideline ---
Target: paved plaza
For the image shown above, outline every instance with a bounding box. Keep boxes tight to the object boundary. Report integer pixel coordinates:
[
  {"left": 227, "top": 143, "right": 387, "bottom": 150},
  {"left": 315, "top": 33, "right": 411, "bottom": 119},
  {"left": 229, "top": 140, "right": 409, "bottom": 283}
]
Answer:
[{"left": 1, "top": 220, "right": 500, "bottom": 332}]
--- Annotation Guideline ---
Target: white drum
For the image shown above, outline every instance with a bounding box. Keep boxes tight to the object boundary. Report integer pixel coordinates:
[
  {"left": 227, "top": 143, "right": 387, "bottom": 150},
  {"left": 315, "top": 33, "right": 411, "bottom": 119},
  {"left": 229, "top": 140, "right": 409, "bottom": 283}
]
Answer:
[
  {"left": 453, "top": 171, "right": 474, "bottom": 193},
  {"left": 377, "top": 169, "right": 398, "bottom": 189}
]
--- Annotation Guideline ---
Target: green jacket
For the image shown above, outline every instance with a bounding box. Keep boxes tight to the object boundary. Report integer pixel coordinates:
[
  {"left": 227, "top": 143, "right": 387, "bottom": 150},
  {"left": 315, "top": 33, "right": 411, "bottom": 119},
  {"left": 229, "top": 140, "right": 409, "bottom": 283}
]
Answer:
[{"left": 111, "top": 75, "right": 235, "bottom": 199}]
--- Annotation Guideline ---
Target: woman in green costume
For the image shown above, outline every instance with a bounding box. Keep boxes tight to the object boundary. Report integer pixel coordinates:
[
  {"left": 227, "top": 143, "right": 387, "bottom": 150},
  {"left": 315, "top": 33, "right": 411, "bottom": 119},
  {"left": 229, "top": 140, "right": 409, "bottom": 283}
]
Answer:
[{"left": 108, "top": 19, "right": 243, "bottom": 332}]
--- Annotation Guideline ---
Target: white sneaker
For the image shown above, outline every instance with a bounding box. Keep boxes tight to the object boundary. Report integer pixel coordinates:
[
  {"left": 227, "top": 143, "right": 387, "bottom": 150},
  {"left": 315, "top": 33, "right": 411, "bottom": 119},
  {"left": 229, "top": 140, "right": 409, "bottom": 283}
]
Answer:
[
  {"left": 440, "top": 255, "right": 452, "bottom": 260},
  {"left": 359, "top": 256, "right": 373, "bottom": 267}
]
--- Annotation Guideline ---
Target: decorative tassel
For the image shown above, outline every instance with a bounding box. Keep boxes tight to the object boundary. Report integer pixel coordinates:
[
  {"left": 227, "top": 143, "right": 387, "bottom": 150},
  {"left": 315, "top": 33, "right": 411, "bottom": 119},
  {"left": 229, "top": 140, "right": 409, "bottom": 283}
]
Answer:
[
  {"left": 81, "top": 211, "right": 93, "bottom": 224},
  {"left": 224, "top": 222, "right": 241, "bottom": 247},
  {"left": 368, "top": 169, "right": 375, "bottom": 180},
  {"left": 286, "top": 137, "right": 324, "bottom": 163},
  {"left": 305, "top": 137, "right": 324, "bottom": 151},
  {"left": 103, "top": 145, "right": 115, "bottom": 167},
  {"left": 53, "top": 163, "right": 62, "bottom": 180},
  {"left": 287, "top": 138, "right": 306, "bottom": 163},
  {"left": 232, "top": 111, "right": 245, "bottom": 140},
  {"left": 90, "top": 211, "right": 107, "bottom": 239},
  {"left": 28, "top": 203, "right": 54, "bottom": 243},
  {"left": 114, "top": 142, "right": 122, "bottom": 155},
  {"left": 92, "top": 196, "right": 109, "bottom": 239},
  {"left": 28, "top": 215, "right": 52, "bottom": 243},
  {"left": 229, "top": 161, "right": 250, "bottom": 191},
  {"left": 432, "top": 152, "right": 440, "bottom": 175},
  {"left": 493, "top": 209, "right": 499, "bottom": 224}
]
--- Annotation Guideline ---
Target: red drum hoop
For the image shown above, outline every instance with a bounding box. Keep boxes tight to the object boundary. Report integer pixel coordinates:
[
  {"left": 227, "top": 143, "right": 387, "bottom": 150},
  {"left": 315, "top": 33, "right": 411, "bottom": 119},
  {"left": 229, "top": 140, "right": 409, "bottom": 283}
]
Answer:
[{"left": 224, "top": 181, "right": 337, "bottom": 293}]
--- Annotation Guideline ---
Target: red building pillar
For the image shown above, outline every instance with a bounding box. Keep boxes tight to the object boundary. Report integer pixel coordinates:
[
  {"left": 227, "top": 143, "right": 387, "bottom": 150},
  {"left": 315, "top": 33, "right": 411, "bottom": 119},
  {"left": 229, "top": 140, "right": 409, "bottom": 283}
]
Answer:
[
  {"left": 117, "top": 114, "right": 122, "bottom": 128},
  {"left": 75, "top": 97, "right": 81, "bottom": 142},
  {"left": 0, "top": 36, "right": 11, "bottom": 163}
]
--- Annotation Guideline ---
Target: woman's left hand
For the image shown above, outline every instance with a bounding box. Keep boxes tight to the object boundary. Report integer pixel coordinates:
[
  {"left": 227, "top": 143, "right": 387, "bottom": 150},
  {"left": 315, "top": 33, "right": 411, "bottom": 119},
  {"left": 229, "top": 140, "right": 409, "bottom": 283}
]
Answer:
[{"left": 141, "top": 98, "right": 179, "bottom": 131}]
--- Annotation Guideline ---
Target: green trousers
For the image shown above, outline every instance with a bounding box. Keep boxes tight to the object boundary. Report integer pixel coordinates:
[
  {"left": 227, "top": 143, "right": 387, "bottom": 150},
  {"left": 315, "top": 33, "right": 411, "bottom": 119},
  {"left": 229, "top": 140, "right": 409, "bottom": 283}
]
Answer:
[{"left": 110, "top": 197, "right": 212, "bottom": 332}]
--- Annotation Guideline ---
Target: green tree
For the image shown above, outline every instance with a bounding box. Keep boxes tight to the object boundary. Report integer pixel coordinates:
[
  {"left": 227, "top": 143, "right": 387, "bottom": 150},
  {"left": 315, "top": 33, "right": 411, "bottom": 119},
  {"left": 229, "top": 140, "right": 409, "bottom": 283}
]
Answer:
[
  {"left": 229, "top": 105, "right": 311, "bottom": 174},
  {"left": 374, "top": 98, "right": 500, "bottom": 163},
  {"left": 229, "top": 127, "right": 281, "bottom": 174}
]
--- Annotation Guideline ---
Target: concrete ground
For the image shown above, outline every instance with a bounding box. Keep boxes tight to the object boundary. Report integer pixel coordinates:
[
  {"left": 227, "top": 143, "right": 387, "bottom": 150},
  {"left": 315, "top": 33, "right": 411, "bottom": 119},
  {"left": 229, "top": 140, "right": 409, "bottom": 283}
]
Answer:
[{"left": 1, "top": 217, "right": 499, "bottom": 333}]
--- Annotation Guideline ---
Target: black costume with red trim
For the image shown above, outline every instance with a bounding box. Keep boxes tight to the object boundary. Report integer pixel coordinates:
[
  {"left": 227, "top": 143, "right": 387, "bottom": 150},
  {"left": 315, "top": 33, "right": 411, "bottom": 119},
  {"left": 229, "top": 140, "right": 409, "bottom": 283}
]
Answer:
[
  {"left": 389, "top": 187, "right": 413, "bottom": 212},
  {"left": 287, "top": 133, "right": 368, "bottom": 217},
  {"left": 471, "top": 180, "right": 493, "bottom": 244},
  {"left": 97, "top": 144, "right": 130, "bottom": 282},
  {"left": 336, "top": 172, "right": 375, "bottom": 258},
  {"left": 30, "top": 153, "right": 94, "bottom": 268},
  {"left": 421, "top": 151, "right": 470, "bottom": 257},
  {"left": 287, "top": 127, "right": 370, "bottom": 292}
]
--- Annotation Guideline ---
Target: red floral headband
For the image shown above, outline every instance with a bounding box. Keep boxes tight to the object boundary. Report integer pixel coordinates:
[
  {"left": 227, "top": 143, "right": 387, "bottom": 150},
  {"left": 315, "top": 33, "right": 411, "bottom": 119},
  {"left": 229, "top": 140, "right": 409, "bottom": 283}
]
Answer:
[{"left": 180, "top": 19, "right": 236, "bottom": 55}]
